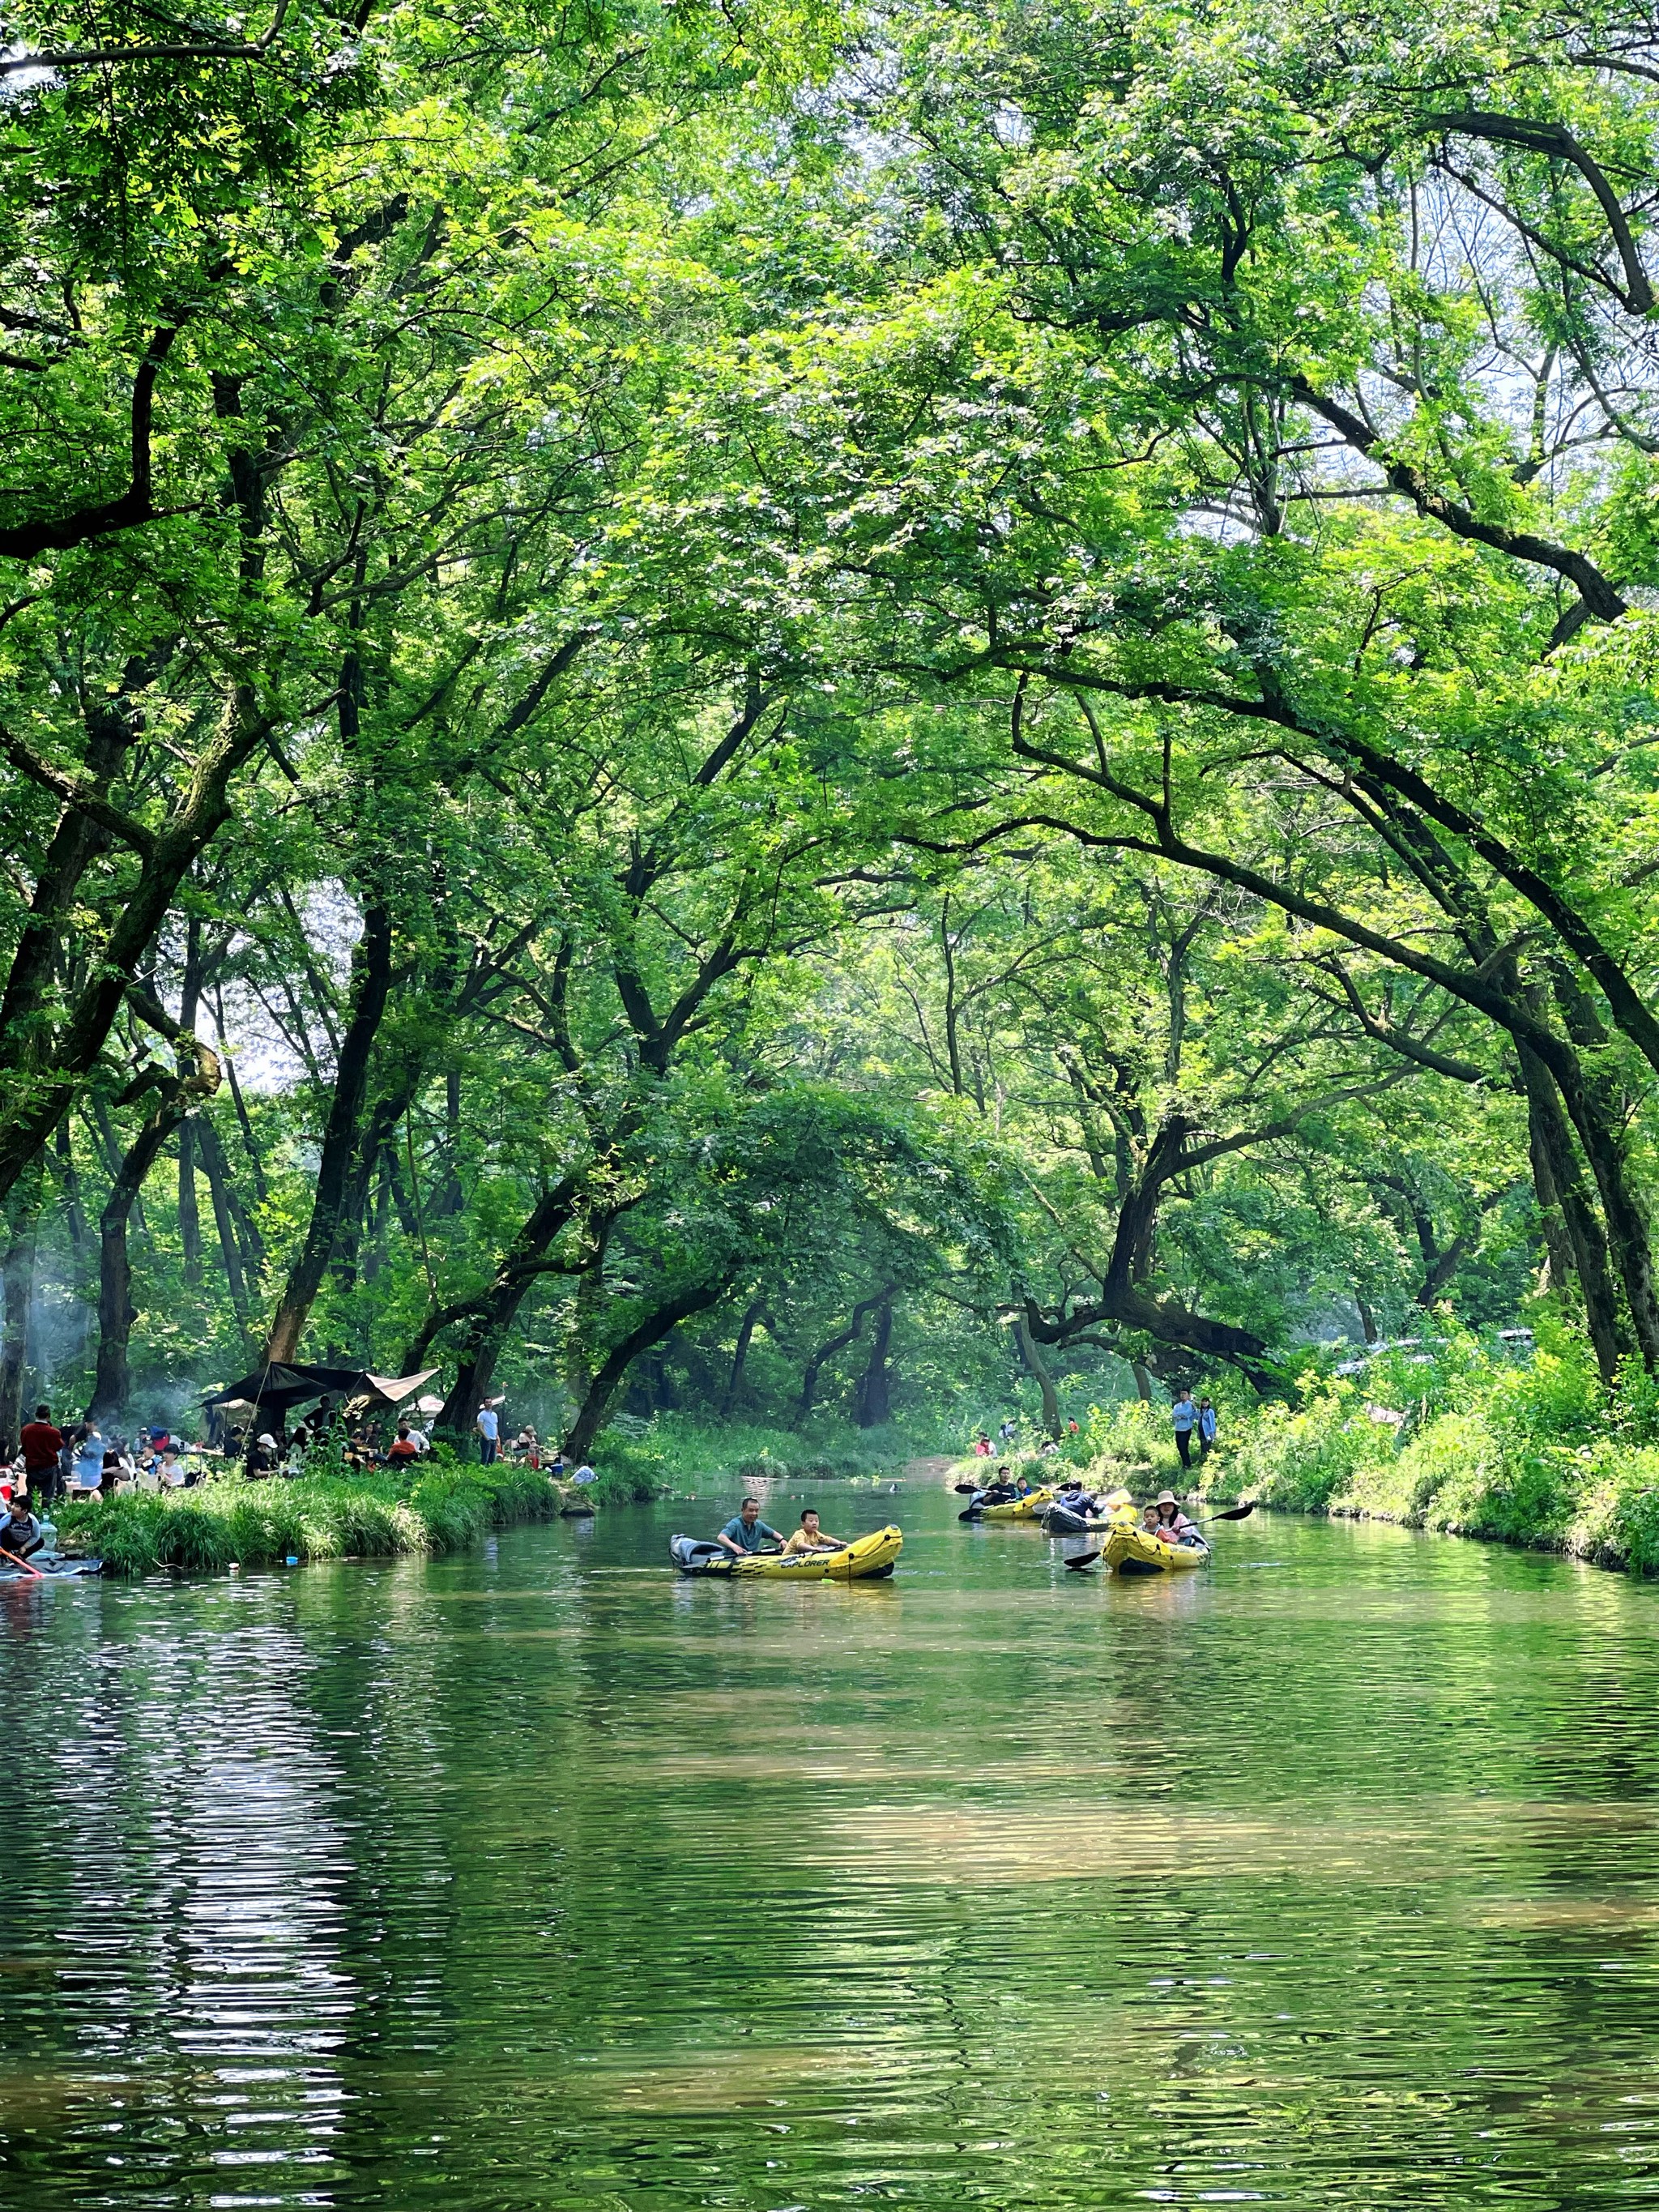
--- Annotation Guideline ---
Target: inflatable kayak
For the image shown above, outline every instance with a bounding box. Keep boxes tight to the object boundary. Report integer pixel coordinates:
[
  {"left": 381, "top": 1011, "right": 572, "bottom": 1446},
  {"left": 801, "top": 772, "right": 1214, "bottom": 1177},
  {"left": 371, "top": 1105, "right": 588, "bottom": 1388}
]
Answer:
[
  {"left": 1043, "top": 1501, "right": 1107, "bottom": 1534},
  {"left": 976, "top": 1487, "right": 1053, "bottom": 1522},
  {"left": 670, "top": 1525, "right": 902, "bottom": 1581},
  {"left": 1103, "top": 1526, "right": 1209, "bottom": 1575},
  {"left": 0, "top": 1556, "right": 102, "bottom": 1581},
  {"left": 1041, "top": 1487, "right": 1135, "bottom": 1535}
]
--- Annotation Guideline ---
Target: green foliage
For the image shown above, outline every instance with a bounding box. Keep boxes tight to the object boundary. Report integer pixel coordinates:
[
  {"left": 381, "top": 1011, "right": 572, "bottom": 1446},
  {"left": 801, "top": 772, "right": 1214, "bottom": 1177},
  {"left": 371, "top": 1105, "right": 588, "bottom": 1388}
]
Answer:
[
  {"left": 1223, "top": 1326, "right": 1659, "bottom": 1572},
  {"left": 56, "top": 1463, "right": 562, "bottom": 1577}
]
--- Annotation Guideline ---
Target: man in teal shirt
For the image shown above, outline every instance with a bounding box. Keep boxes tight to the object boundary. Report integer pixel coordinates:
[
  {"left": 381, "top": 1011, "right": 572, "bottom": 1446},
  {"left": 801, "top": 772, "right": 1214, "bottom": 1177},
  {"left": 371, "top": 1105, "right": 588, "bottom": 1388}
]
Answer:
[{"left": 719, "top": 1499, "right": 783, "bottom": 1557}]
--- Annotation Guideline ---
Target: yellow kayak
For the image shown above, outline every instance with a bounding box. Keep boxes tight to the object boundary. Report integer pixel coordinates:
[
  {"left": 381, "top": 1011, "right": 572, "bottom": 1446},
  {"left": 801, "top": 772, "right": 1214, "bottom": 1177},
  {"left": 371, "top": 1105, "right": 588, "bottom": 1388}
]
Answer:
[
  {"left": 1103, "top": 1525, "right": 1209, "bottom": 1575},
  {"left": 978, "top": 1487, "right": 1054, "bottom": 1522},
  {"left": 671, "top": 1525, "right": 902, "bottom": 1581}
]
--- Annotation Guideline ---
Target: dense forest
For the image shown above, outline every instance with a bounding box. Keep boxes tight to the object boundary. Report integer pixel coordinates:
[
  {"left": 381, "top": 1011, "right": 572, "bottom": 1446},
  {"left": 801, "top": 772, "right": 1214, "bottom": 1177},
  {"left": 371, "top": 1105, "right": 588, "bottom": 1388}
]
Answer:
[{"left": 3, "top": 0, "right": 1657, "bottom": 1467}]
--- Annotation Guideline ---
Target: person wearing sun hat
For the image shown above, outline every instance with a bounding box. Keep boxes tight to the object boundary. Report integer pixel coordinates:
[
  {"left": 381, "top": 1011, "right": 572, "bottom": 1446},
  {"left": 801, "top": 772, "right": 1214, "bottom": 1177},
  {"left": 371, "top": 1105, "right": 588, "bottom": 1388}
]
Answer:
[{"left": 1152, "top": 1489, "right": 1198, "bottom": 1544}]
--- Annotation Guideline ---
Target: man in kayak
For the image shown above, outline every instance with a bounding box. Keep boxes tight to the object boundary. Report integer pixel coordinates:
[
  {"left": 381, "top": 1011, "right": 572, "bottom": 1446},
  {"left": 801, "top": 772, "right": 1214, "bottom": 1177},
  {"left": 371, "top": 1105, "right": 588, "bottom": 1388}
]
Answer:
[
  {"left": 1053, "top": 1480, "right": 1096, "bottom": 1517},
  {"left": 783, "top": 1508, "right": 846, "bottom": 1556},
  {"left": 971, "top": 1465, "right": 1020, "bottom": 1506},
  {"left": 1152, "top": 1490, "right": 1201, "bottom": 1544},
  {"left": 718, "top": 1499, "right": 784, "bottom": 1557}
]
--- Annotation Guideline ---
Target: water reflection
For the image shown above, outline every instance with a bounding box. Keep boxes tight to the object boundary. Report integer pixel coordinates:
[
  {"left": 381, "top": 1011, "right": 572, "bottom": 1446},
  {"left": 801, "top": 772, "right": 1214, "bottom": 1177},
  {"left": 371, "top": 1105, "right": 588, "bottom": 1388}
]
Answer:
[{"left": 1, "top": 1494, "right": 1657, "bottom": 2207}]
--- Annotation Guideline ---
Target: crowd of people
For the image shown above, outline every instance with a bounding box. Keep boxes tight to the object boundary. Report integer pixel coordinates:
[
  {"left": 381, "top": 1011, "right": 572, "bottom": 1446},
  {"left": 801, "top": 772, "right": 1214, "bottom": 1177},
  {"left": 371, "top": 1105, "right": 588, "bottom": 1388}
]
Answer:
[
  {"left": 1, "top": 1394, "right": 598, "bottom": 1505},
  {"left": 2, "top": 1404, "right": 207, "bottom": 1507}
]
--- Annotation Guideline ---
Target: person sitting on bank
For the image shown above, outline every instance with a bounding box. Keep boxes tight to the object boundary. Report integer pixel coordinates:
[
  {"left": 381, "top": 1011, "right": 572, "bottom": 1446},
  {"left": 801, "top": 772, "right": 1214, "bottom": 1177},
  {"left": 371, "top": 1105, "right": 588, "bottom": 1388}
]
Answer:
[
  {"left": 718, "top": 1498, "right": 783, "bottom": 1556},
  {"left": 0, "top": 1492, "right": 45, "bottom": 1560},
  {"left": 783, "top": 1507, "right": 845, "bottom": 1556},
  {"left": 387, "top": 1423, "right": 420, "bottom": 1464},
  {"left": 1152, "top": 1489, "right": 1199, "bottom": 1543}
]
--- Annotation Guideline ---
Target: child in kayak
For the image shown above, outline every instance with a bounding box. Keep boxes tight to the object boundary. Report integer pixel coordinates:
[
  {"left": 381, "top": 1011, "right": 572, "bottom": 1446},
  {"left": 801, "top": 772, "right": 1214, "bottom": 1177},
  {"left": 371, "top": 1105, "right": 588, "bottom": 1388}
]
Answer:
[{"left": 783, "top": 1508, "right": 846, "bottom": 1556}]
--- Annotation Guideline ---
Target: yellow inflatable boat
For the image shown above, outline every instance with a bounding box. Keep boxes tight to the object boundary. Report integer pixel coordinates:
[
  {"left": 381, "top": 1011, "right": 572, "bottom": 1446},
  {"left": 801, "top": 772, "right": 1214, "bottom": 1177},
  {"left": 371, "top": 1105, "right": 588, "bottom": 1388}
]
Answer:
[
  {"left": 1102, "top": 1525, "right": 1209, "bottom": 1575},
  {"left": 977, "top": 1487, "right": 1054, "bottom": 1522},
  {"left": 670, "top": 1525, "right": 902, "bottom": 1581}
]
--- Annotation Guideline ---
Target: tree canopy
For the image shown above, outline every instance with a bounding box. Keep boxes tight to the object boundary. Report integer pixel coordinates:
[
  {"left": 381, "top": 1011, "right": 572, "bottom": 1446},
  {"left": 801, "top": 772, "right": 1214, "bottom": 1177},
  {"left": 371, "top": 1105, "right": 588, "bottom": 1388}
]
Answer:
[{"left": 4, "top": 0, "right": 1658, "bottom": 1445}]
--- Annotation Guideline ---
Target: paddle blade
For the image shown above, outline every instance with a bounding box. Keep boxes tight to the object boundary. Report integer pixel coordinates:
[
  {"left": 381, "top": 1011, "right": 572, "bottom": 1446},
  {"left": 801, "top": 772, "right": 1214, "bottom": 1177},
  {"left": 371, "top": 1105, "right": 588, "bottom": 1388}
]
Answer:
[
  {"left": 1211, "top": 1500, "right": 1256, "bottom": 1521},
  {"left": 953, "top": 1482, "right": 982, "bottom": 1495},
  {"left": 957, "top": 1507, "right": 983, "bottom": 1522},
  {"left": 1064, "top": 1548, "right": 1102, "bottom": 1571}
]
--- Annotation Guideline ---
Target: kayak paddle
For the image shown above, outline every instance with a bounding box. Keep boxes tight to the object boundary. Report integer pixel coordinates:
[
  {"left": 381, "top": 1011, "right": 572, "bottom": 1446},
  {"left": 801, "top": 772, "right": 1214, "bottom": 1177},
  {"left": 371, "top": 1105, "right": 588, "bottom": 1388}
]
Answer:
[{"left": 0, "top": 1544, "right": 43, "bottom": 1578}]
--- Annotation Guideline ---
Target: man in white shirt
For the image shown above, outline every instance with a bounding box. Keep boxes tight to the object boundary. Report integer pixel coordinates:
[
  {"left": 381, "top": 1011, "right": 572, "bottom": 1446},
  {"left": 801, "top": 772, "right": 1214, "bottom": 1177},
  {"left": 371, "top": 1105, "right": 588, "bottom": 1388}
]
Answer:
[{"left": 475, "top": 1403, "right": 501, "bottom": 1465}]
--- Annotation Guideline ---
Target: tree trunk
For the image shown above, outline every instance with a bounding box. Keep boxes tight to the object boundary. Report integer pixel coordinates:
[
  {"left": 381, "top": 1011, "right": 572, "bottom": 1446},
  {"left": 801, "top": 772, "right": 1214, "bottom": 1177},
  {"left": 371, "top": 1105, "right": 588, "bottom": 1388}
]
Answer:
[
  {"left": 52, "top": 1119, "right": 92, "bottom": 1370},
  {"left": 1132, "top": 1360, "right": 1153, "bottom": 1403},
  {"left": 433, "top": 1069, "right": 464, "bottom": 1216},
  {"left": 219, "top": 1027, "right": 269, "bottom": 1205},
  {"left": 177, "top": 914, "right": 203, "bottom": 1287},
  {"left": 0, "top": 693, "right": 274, "bottom": 1209},
  {"left": 92, "top": 1095, "right": 192, "bottom": 1420},
  {"left": 409, "top": 1178, "right": 587, "bottom": 1434},
  {"left": 194, "top": 1112, "right": 265, "bottom": 1283},
  {"left": 194, "top": 1115, "right": 255, "bottom": 1337},
  {"left": 1354, "top": 1296, "right": 1380, "bottom": 1345},
  {"left": 263, "top": 903, "right": 393, "bottom": 1364},
  {"left": 0, "top": 1165, "right": 43, "bottom": 1448},
  {"left": 1013, "top": 1310, "right": 1060, "bottom": 1436},
  {"left": 565, "top": 1280, "right": 730, "bottom": 1462},
  {"left": 719, "top": 1298, "right": 766, "bottom": 1418},
  {"left": 855, "top": 1294, "right": 896, "bottom": 1428},
  {"left": 795, "top": 1285, "right": 897, "bottom": 1424}
]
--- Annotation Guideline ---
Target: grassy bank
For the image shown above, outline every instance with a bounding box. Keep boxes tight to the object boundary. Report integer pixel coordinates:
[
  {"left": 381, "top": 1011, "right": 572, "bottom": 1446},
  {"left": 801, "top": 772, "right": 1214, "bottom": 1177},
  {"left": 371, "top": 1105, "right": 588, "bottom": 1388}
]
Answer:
[
  {"left": 56, "top": 1461, "right": 579, "bottom": 1578},
  {"left": 1216, "top": 1325, "right": 1659, "bottom": 1575}
]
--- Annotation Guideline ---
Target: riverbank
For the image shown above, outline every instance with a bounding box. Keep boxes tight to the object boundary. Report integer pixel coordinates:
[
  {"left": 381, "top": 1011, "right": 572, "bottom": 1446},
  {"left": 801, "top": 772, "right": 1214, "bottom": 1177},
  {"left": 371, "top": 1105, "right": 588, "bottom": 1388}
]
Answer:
[
  {"left": 946, "top": 1349, "right": 1659, "bottom": 1576},
  {"left": 52, "top": 1463, "right": 595, "bottom": 1578},
  {"left": 1221, "top": 1399, "right": 1659, "bottom": 1577}
]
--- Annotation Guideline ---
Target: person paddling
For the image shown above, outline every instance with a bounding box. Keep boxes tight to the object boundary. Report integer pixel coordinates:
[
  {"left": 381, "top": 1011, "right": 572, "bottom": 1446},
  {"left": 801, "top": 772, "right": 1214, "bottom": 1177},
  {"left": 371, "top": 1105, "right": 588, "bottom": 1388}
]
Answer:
[
  {"left": 1152, "top": 1490, "right": 1199, "bottom": 1544},
  {"left": 783, "top": 1508, "right": 845, "bottom": 1556},
  {"left": 718, "top": 1499, "right": 783, "bottom": 1557}
]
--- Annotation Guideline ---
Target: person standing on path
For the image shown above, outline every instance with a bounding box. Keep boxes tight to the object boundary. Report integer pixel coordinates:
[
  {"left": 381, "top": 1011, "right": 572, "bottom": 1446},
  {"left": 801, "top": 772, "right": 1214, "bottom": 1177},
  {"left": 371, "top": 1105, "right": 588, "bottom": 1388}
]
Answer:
[
  {"left": 475, "top": 1403, "right": 501, "bottom": 1466},
  {"left": 1198, "top": 1399, "right": 1218, "bottom": 1458},
  {"left": 19, "top": 1406, "right": 63, "bottom": 1505},
  {"left": 1171, "top": 1389, "right": 1196, "bottom": 1470}
]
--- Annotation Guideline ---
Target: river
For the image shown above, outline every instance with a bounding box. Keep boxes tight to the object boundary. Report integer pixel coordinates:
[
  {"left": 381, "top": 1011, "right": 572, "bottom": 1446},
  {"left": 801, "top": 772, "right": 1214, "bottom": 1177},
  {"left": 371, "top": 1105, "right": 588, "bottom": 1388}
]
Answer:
[{"left": 2, "top": 1475, "right": 1657, "bottom": 2207}]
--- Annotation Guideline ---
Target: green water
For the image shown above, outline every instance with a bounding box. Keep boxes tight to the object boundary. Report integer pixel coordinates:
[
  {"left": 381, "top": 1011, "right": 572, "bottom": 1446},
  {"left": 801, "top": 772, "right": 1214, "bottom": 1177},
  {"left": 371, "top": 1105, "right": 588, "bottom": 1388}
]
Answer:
[{"left": 2, "top": 1480, "right": 1658, "bottom": 2209}]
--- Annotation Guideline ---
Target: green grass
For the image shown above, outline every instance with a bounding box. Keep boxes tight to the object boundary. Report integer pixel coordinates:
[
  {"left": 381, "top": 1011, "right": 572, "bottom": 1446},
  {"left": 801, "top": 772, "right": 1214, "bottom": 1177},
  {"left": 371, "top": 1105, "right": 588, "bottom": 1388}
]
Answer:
[
  {"left": 54, "top": 1460, "right": 567, "bottom": 1578},
  {"left": 1218, "top": 1324, "right": 1659, "bottom": 1575}
]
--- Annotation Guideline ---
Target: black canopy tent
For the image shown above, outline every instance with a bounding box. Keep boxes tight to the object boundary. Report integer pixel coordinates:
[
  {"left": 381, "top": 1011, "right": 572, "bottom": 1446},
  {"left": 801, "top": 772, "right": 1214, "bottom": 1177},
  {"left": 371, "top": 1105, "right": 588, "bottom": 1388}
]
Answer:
[{"left": 201, "top": 1364, "right": 441, "bottom": 1437}]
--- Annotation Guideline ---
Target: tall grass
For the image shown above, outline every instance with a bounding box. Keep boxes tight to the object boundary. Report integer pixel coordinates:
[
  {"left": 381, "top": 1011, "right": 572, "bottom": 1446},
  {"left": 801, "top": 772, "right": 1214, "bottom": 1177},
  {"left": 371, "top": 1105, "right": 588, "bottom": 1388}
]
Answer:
[{"left": 54, "top": 1461, "right": 563, "bottom": 1578}]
